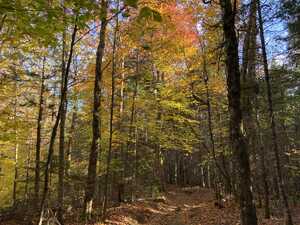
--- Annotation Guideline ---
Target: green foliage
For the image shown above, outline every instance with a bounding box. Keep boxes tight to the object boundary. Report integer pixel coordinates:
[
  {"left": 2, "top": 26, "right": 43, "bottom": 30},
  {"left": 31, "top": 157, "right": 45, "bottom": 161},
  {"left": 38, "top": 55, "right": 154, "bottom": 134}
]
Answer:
[
  {"left": 138, "top": 6, "right": 162, "bottom": 22},
  {"left": 0, "top": 0, "right": 299, "bottom": 221},
  {"left": 124, "top": 0, "right": 139, "bottom": 8},
  {"left": 280, "top": 0, "right": 300, "bottom": 64}
]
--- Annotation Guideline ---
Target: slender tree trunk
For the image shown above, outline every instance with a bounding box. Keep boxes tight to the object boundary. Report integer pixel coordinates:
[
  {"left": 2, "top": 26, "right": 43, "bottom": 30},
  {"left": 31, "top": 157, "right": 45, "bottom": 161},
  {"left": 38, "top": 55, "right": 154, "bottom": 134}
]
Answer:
[
  {"left": 38, "top": 20, "right": 77, "bottom": 225},
  {"left": 119, "top": 57, "right": 125, "bottom": 203},
  {"left": 84, "top": 0, "right": 108, "bottom": 218},
  {"left": 255, "top": 107, "right": 270, "bottom": 218},
  {"left": 13, "top": 143, "right": 19, "bottom": 207},
  {"left": 203, "top": 71, "right": 221, "bottom": 202},
  {"left": 241, "top": 0, "right": 258, "bottom": 155},
  {"left": 13, "top": 140, "right": 18, "bottom": 207},
  {"left": 219, "top": 1, "right": 258, "bottom": 224},
  {"left": 66, "top": 102, "right": 77, "bottom": 177},
  {"left": 58, "top": 93, "right": 67, "bottom": 224},
  {"left": 102, "top": 7, "right": 119, "bottom": 218},
  {"left": 25, "top": 142, "right": 31, "bottom": 204},
  {"left": 35, "top": 56, "right": 46, "bottom": 205},
  {"left": 58, "top": 23, "right": 67, "bottom": 224},
  {"left": 0, "top": 14, "right": 6, "bottom": 33},
  {"left": 133, "top": 56, "right": 141, "bottom": 196},
  {"left": 257, "top": 1, "right": 293, "bottom": 224},
  {"left": 13, "top": 77, "right": 18, "bottom": 207},
  {"left": 201, "top": 48, "right": 232, "bottom": 192},
  {"left": 260, "top": 146, "right": 270, "bottom": 218},
  {"left": 134, "top": 126, "right": 138, "bottom": 193},
  {"left": 126, "top": 53, "right": 138, "bottom": 200}
]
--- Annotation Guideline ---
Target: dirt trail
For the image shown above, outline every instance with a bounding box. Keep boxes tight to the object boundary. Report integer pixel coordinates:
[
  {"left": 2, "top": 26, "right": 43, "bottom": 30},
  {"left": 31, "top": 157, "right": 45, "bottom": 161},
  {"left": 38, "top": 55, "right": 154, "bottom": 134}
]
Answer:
[
  {"left": 103, "top": 187, "right": 298, "bottom": 225},
  {"left": 2, "top": 187, "right": 298, "bottom": 225},
  {"left": 104, "top": 187, "right": 234, "bottom": 225}
]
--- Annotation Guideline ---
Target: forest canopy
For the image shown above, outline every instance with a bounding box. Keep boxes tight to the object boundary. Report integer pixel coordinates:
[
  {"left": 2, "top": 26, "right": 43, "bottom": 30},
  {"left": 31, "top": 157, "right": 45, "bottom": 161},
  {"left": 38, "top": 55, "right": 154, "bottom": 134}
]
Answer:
[{"left": 0, "top": 0, "right": 299, "bottom": 225}]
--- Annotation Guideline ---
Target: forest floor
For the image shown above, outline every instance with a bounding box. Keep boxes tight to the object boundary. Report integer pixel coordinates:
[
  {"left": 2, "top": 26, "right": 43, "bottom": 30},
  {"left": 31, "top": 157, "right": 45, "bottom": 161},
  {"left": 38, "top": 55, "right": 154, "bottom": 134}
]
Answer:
[
  {"left": 84, "top": 186, "right": 299, "bottom": 225},
  {"left": 1, "top": 186, "right": 300, "bottom": 225}
]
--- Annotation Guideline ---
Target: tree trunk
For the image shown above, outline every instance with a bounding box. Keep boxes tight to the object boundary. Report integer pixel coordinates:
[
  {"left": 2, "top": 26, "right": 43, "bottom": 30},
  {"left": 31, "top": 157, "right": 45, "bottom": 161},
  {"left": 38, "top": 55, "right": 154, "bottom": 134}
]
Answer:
[
  {"left": 13, "top": 77, "right": 18, "bottom": 207},
  {"left": 38, "top": 20, "right": 78, "bottom": 225},
  {"left": 58, "top": 23, "right": 67, "bottom": 224},
  {"left": 201, "top": 47, "right": 232, "bottom": 193},
  {"left": 219, "top": 1, "right": 258, "bottom": 224},
  {"left": 66, "top": 102, "right": 77, "bottom": 177},
  {"left": 255, "top": 108, "right": 271, "bottom": 218},
  {"left": 119, "top": 57, "right": 125, "bottom": 203},
  {"left": 0, "top": 14, "right": 6, "bottom": 34},
  {"left": 134, "top": 126, "right": 139, "bottom": 195},
  {"left": 34, "top": 56, "right": 46, "bottom": 205},
  {"left": 25, "top": 141, "right": 31, "bottom": 204},
  {"left": 84, "top": 0, "right": 108, "bottom": 219},
  {"left": 241, "top": 0, "right": 265, "bottom": 217},
  {"left": 13, "top": 143, "right": 18, "bottom": 207},
  {"left": 241, "top": 0, "right": 258, "bottom": 157},
  {"left": 257, "top": 1, "right": 293, "bottom": 224},
  {"left": 102, "top": 6, "right": 119, "bottom": 218},
  {"left": 126, "top": 52, "right": 138, "bottom": 201}
]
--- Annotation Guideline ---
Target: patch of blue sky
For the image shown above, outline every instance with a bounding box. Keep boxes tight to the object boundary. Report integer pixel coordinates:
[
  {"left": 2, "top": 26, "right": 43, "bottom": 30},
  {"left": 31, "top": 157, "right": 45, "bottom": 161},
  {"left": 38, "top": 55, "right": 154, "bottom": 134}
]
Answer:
[{"left": 261, "top": 0, "right": 289, "bottom": 65}]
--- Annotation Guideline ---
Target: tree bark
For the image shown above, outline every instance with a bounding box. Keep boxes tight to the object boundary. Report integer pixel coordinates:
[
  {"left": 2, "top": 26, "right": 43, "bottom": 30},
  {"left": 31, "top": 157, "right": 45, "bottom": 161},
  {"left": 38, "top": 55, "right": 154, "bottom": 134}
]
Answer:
[
  {"left": 119, "top": 57, "right": 125, "bottom": 203},
  {"left": 241, "top": 0, "right": 258, "bottom": 149},
  {"left": 84, "top": 0, "right": 108, "bottom": 219},
  {"left": 66, "top": 101, "right": 77, "bottom": 177},
  {"left": 126, "top": 52, "right": 138, "bottom": 201},
  {"left": 25, "top": 140, "right": 31, "bottom": 203},
  {"left": 257, "top": 1, "right": 293, "bottom": 224},
  {"left": 38, "top": 20, "right": 78, "bottom": 225},
  {"left": 34, "top": 56, "right": 46, "bottom": 205},
  {"left": 13, "top": 76, "right": 18, "bottom": 207},
  {"left": 255, "top": 106, "right": 270, "bottom": 218},
  {"left": 201, "top": 47, "right": 232, "bottom": 193},
  {"left": 241, "top": 0, "right": 268, "bottom": 217},
  {"left": 13, "top": 142, "right": 18, "bottom": 207},
  {"left": 58, "top": 21, "right": 67, "bottom": 224},
  {"left": 102, "top": 6, "right": 119, "bottom": 218},
  {"left": 219, "top": 1, "right": 258, "bottom": 224}
]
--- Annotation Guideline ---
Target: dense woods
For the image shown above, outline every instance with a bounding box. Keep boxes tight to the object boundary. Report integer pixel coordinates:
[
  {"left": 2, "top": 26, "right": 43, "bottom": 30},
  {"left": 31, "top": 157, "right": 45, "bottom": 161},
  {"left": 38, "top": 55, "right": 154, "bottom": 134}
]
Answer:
[{"left": 0, "top": 0, "right": 299, "bottom": 224}]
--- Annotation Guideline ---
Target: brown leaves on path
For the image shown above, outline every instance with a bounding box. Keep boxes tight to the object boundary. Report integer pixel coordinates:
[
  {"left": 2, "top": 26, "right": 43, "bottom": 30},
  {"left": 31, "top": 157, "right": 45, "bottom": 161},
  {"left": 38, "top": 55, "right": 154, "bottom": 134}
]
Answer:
[
  {"left": 96, "top": 186, "right": 296, "bottom": 225},
  {"left": 1, "top": 187, "right": 299, "bottom": 225}
]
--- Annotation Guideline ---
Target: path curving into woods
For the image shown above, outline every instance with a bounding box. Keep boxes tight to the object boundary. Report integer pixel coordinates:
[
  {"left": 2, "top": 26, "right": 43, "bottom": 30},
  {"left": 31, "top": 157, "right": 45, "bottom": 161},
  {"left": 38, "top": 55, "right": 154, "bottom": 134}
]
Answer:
[
  {"left": 101, "top": 186, "right": 298, "bottom": 225},
  {"left": 1, "top": 186, "right": 299, "bottom": 224}
]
